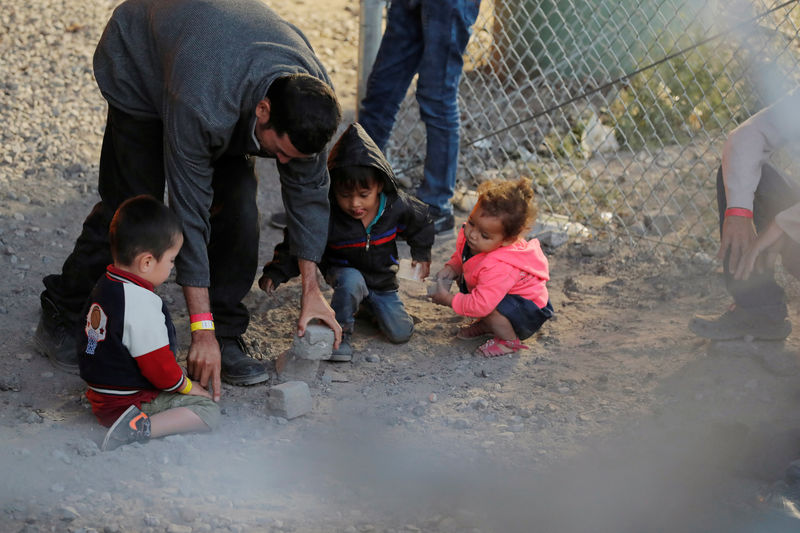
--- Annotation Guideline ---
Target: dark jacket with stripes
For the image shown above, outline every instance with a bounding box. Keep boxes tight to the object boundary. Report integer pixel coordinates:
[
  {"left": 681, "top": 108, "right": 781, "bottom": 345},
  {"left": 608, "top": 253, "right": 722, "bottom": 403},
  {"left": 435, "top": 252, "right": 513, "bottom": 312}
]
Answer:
[{"left": 261, "top": 123, "right": 434, "bottom": 292}]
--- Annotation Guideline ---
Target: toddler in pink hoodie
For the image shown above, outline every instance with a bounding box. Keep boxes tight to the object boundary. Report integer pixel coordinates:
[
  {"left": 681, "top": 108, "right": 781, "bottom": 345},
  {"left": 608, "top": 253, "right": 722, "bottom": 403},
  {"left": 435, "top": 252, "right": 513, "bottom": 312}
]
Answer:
[{"left": 430, "top": 178, "right": 553, "bottom": 357}]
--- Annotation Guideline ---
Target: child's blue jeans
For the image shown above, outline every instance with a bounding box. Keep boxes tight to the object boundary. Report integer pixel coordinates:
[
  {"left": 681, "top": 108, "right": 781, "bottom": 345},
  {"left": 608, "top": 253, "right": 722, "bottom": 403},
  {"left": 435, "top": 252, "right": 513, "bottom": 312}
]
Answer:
[{"left": 327, "top": 267, "right": 414, "bottom": 344}]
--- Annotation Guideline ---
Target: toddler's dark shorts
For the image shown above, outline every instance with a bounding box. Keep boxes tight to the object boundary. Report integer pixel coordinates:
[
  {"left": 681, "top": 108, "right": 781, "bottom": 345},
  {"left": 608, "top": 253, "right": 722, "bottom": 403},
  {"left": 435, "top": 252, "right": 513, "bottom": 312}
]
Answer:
[{"left": 496, "top": 295, "right": 554, "bottom": 340}]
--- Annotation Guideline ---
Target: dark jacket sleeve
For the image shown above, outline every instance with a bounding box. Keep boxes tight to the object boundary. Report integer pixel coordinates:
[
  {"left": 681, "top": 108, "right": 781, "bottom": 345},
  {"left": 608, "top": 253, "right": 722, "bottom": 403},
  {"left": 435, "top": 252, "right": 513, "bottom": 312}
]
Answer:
[
  {"left": 398, "top": 192, "right": 435, "bottom": 262},
  {"left": 279, "top": 152, "right": 331, "bottom": 263},
  {"left": 260, "top": 229, "right": 301, "bottom": 289}
]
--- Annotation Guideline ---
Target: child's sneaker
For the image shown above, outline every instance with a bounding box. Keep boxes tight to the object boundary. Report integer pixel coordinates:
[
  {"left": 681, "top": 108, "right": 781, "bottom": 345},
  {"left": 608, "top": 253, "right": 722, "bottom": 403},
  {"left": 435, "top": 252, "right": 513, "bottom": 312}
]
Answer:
[
  {"left": 330, "top": 331, "right": 353, "bottom": 362},
  {"left": 101, "top": 405, "right": 151, "bottom": 451}
]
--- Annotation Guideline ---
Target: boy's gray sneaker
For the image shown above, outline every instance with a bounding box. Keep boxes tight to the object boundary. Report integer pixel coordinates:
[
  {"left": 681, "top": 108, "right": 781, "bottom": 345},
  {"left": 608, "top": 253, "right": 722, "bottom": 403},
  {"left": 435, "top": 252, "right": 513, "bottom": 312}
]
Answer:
[
  {"left": 34, "top": 294, "right": 79, "bottom": 374},
  {"left": 101, "top": 405, "right": 151, "bottom": 452},
  {"left": 689, "top": 307, "right": 791, "bottom": 341},
  {"left": 330, "top": 332, "right": 353, "bottom": 362},
  {"left": 218, "top": 336, "right": 269, "bottom": 385}
]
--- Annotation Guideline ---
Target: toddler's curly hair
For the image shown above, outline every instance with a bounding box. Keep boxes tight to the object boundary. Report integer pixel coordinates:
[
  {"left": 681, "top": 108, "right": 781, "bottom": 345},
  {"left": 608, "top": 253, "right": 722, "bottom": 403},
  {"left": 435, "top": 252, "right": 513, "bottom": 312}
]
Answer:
[{"left": 476, "top": 177, "right": 537, "bottom": 239}]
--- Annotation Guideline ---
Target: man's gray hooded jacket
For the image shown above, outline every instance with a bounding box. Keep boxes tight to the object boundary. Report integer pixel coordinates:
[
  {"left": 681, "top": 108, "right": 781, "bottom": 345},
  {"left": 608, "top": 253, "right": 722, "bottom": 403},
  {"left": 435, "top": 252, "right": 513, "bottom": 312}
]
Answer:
[{"left": 94, "top": 0, "right": 333, "bottom": 286}]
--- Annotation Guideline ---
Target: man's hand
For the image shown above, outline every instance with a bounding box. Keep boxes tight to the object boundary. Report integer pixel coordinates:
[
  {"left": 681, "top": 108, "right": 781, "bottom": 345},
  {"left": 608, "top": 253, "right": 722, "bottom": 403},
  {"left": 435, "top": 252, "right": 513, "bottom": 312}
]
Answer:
[
  {"left": 734, "top": 220, "right": 786, "bottom": 281},
  {"left": 717, "top": 214, "right": 757, "bottom": 273},
  {"left": 187, "top": 379, "right": 212, "bottom": 399},
  {"left": 183, "top": 286, "right": 221, "bottom": 402},
  {"left": 186, "top": 330, "right": 221, "bottom": 402},
  {"left": 298, "top": 259, "right": 342, "bottom": 348}
]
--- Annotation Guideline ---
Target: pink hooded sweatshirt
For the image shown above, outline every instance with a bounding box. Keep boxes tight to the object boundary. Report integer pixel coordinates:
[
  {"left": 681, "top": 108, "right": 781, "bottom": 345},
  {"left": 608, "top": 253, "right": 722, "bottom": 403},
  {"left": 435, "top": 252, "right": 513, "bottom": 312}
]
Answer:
[{"left": 445, "top": 226, "right": 550, "bottom": 318}]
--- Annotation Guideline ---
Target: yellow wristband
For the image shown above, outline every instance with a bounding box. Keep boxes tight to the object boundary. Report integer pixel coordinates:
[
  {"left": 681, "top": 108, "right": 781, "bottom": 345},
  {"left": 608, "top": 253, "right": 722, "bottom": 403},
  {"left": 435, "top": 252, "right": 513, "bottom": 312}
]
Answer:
[
  {"left": 179, "top": 378, "right": 192, "bottom": 394},
  {"left": 190, "top": 320, "right": 215, "bottom": 332}
]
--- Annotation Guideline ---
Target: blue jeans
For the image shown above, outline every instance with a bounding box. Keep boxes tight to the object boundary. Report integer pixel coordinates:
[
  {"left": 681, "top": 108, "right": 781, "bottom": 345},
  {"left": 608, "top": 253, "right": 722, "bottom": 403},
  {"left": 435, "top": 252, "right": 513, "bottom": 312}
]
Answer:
[
  {"left": 358, "top": 0, "right": 481, "bottom": 214},
  {"left": 715, "top": 165, "right": 800, "bottom": 320},
  {"left": 327, "top": 267, "right": 414, "bottom": 344}
]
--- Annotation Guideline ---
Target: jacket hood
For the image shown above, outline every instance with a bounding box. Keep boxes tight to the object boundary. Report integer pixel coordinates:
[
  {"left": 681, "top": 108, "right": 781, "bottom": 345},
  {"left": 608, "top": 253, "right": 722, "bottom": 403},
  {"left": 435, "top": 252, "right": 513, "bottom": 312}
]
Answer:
[
  {"left": 490, "top": 238, "right": 550, "bottom": 281},
  {"left": 327, "top": 123, "right": 398, "bottom": 194}
]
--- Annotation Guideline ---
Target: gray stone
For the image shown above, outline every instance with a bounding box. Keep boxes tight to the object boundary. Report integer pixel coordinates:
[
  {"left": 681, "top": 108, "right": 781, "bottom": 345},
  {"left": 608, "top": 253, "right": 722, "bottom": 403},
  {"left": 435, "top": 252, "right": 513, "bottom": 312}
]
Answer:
[
  {"left": 643, "top": 212, "right": 682, "bottom": 235},
  {"left": 470, "top": 397, "right": 488, "bottom": 410},
  {"left": 275, "top": 350, "right": 319, "bottom": 383},
  {"left": 57, "top": 505, "right": 80, "bottom": 521},
  {"left": 427, "top": 278, "right": 453, "bottom": 297},
  {"left": 268, "top": 381, "right": 313, "bottom": 419},
  {"left": 452, "top": 418, "right": 471, "bottom": 430},
  {"left": 0, "top": 374, "right": 20, "bottom": 391},
  {"left": 528, "top": 222, "right": 569, "bottom": 249},
  {"left": 290, "top": 324, "right": 334, "bottom": 360},
  {"left": 580, "top": 241, "right": 611, "bottom": 257}
]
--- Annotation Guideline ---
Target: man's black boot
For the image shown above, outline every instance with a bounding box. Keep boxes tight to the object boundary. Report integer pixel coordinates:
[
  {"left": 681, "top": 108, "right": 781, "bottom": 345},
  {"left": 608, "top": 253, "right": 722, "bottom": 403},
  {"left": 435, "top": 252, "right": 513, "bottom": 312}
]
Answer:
[
  {"left": 34, "top": 294, "right": 79, "bottom": 374},
  {"left": 218, "top": 336, "right": 269, "bottom": 385}
]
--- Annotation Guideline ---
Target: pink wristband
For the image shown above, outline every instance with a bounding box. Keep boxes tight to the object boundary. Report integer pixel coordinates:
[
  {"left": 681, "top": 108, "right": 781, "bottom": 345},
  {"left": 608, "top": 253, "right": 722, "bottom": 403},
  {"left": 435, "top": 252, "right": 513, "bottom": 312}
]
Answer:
[
  {"left": 190, "top": 312, "right": 213, "bottom": 322},
  {"left": 725, "top": 207, "right": 753, "bottom": 219}
]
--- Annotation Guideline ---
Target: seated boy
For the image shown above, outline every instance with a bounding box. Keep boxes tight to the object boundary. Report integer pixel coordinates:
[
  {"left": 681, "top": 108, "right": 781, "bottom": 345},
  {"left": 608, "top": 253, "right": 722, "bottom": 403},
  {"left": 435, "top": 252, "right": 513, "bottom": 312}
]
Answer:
[
  {"left": 260, "top": 123, "right": 434, "bottom": 360},
  {"left": 79, "top": 195, "right": 220, "bottom": 451}
]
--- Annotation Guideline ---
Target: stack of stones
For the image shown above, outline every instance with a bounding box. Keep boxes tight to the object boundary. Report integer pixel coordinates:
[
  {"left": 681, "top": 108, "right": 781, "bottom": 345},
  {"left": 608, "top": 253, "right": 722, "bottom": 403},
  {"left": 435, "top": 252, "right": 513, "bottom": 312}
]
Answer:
[
  {"left": 268, "top": 324, "right": 335, "bottom": 420},
  {"left": 275, "top": 324, "right": 336, "bottom": 382}
]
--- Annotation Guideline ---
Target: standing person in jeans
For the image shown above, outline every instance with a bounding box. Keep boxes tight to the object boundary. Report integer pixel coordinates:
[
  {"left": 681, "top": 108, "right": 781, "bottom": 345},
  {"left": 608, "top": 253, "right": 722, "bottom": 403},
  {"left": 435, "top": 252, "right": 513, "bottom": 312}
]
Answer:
[
  {"left": 34, "top": 0, "right": 343, "bottom": 398},
  {"left": 358, "top": 0, "right": 482, "bottom": 235},
  {"left": 690, "top": 89, "right": 800, "bottom": 340}
]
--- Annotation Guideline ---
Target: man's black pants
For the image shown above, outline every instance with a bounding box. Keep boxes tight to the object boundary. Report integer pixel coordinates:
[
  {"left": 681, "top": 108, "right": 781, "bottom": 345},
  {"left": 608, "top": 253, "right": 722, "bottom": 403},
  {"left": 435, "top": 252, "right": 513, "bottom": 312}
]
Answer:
[
  {"left": 42, "top": 106, "right": 259, "bottom": 337},
  {"left": 716, "top": 164, "right": 800, "bottom": 320}
]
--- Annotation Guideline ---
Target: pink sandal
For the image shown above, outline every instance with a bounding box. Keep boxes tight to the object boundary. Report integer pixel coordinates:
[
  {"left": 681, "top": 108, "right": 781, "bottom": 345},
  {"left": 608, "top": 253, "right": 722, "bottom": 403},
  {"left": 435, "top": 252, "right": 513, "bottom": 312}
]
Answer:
[
  {"left": 476, "top": 337, "right": 528, "bottom": 358},
  {"left": 456, "top": 321, "right": 492, "bottom": 340}
]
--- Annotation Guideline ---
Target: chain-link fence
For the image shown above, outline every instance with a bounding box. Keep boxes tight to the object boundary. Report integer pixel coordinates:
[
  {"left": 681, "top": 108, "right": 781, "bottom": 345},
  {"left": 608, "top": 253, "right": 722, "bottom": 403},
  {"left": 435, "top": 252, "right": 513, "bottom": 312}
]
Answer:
[{"left": 374, "top": 0, "right": 800, "bottom": 256}]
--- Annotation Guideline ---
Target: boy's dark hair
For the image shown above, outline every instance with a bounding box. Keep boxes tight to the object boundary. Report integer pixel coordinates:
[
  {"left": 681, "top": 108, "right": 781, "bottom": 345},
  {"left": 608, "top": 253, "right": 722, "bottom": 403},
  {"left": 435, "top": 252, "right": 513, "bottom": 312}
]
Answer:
[
  {"left": 330, "top": 165, "right": 381, "bottom": 194},
  {"left": 476, "top": 178, "right": 537, "bottom": 239},
  {"left": 109, "top": 195, "right": 183, "bottom": 266},
  {"left": 266, "top": 74, "right": 342, "bottom": 155}
]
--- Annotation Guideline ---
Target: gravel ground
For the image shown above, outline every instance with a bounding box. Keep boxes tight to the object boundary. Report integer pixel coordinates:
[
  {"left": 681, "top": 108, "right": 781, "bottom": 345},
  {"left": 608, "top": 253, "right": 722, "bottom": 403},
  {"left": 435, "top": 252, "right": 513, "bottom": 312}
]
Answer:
[{"left": 4, "top": 1, "right": 800, "bottom": 532}]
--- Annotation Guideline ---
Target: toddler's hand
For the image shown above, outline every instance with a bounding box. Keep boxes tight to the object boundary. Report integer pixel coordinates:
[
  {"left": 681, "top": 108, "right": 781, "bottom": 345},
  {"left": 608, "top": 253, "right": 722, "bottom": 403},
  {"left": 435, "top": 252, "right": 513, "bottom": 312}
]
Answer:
[
  {"left": 413, "top": 261, "right": 431, "bottom": 281},
  {"left": 430, "top": 287, "right": 453, "bottom": 306},
  {"left": 428, "top": 274, "right": 454, "bottom": 306},
  {"left": 435, "top": 265, "right": 457, "bottom": 281}
]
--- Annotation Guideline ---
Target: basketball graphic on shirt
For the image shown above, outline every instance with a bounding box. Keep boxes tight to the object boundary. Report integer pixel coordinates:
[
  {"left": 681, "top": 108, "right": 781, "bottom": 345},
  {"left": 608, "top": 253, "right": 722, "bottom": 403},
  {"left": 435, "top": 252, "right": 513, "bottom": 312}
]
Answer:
[
  {"left": 90, "top": 306, "right": 101, "bottom": 329},
  {"left": 84, "top": 303, "right": 107, "bottom": 355}
]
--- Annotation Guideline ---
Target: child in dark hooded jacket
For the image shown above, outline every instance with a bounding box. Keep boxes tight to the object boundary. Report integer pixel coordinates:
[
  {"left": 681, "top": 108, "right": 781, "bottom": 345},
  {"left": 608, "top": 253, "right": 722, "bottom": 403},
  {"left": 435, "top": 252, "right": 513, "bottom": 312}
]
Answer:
[{"left": 260, "top": 123, "right": 434, "bottom": 360}]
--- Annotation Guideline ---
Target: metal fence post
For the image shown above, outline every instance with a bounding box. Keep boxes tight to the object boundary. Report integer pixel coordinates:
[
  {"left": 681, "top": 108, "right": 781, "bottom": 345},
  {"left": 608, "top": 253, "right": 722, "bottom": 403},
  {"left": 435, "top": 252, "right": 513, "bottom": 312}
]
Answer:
[{"left": 356, "top": 0, "right": 386, "bottom": 119}]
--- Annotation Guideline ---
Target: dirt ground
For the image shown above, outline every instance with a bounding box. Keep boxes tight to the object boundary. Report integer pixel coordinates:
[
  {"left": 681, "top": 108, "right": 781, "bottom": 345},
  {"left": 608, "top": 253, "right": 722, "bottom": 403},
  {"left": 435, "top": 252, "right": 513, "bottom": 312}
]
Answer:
[{"left": 4, "top": 0, "right": 800, "bottom": 532}]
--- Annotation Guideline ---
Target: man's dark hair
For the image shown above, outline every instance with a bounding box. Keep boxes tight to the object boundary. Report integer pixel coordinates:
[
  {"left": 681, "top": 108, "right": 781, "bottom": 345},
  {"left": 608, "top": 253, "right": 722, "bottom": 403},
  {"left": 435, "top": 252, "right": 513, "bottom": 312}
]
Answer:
[
  {"left": 266, "top": 73, "right": 342, "bottom": 155},
  {"left": 109, "top": 195, "right": 183, "bottom": 266},
  {"left": 330, "top": 165, "right": 381, "bottom": 195}
]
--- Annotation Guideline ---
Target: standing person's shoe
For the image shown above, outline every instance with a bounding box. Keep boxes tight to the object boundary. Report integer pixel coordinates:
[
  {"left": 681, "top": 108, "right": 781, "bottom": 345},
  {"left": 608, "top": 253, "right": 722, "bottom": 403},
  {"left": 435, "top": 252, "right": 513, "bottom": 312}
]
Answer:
[
  {"left": 689, "top": 306, "right": 792, "bottom": 341},
  {"left": 218, "top": 336, "right": 270, "bottom": 385},
  {"left": 329, "top": 331, "right": 353, "bottom": 362},
  {"left": 34, "top": 294, "right": 79, "bottom": 374},
  {"left": 430, "top": 210, "right": 455, "bottom": 235},
  {"left": 101, "top": 405, "right": 151, "bottom": 451}
]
